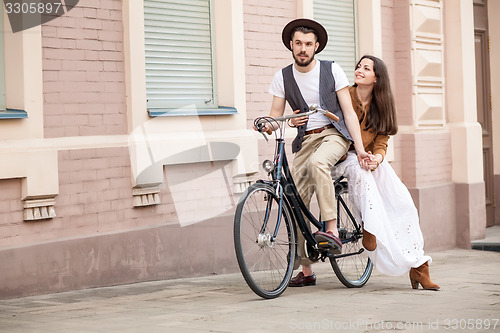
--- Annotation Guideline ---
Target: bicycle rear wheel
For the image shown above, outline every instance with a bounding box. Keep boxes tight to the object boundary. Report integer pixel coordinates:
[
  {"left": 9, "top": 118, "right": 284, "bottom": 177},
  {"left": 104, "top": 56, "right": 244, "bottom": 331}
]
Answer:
[
  {"left": 330, "top": 183, "right": 373, "bottom": 288},
  {"left": 234, "top": 183, "right": 296, "bottom": 299}
]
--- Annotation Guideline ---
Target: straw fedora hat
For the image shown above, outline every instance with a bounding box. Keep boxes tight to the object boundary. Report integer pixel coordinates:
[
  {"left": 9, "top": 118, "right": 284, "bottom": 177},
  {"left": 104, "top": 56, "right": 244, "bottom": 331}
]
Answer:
[{"left": 281, "top": 18, "right": 328, "bottom": 54}]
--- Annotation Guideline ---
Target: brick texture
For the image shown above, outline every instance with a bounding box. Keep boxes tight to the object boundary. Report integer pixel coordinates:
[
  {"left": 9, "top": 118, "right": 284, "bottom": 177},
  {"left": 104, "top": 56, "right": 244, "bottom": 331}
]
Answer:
[
  {"left": 42, "top": 0, "right": 126, "bottom": 138},
  {"left": 0, "top": 148, "right": 240, "bottom": 248},
  {"left": 243, "top": 0, "right": 296, "bottom": 127},
  {"left": 57, "top": 147, "right": 174, "bottom": 238},
  {"left": 381, "top": 0, "right": 404, "bottom": 177},
  {"left": 391, "top": 0, "right": 413, "bottom": 128},
  {"left": 381, "top": 0, "right": 397, "bottom": 104},
  {"left": 399, "top": 132, "right": 452, "bottom": 188},
  {"left": 243, "top": 0, "right": 297, "bottom": 173}
]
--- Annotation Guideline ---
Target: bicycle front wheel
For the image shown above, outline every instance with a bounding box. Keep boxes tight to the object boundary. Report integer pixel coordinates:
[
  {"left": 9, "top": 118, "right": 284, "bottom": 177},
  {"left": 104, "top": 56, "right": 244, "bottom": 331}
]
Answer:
[
  {"left": 234, "top": 183, "right": 296, "bottom": 299},
  {"left": 330, "top": 184, "right": 373, "bottom": 288}
]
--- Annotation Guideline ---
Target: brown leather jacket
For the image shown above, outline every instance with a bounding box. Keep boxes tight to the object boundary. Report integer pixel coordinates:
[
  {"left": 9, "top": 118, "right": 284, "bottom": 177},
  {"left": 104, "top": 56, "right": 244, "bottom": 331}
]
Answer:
[{"left": 349, "top": 86, "right": 389, "bottom": 161}]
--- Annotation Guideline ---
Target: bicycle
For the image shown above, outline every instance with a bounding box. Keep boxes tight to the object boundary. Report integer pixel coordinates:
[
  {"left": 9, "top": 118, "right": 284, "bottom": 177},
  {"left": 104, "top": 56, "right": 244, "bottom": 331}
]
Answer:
[{"left": 233, "top": 105, "right": 373, "bottom": 299}]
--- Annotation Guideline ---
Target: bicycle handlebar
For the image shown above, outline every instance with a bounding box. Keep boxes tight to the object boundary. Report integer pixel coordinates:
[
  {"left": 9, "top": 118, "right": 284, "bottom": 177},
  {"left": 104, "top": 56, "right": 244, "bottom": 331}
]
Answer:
[{"left": 256, "top": 104, "right": 340, "bottom": 135}]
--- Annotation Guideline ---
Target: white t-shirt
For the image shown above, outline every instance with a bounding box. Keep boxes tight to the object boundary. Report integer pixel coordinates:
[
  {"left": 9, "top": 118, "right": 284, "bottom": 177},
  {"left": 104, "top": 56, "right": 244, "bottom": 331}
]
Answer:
[{"left": 268, "top": 60, "right": 349, "bottom": 131}]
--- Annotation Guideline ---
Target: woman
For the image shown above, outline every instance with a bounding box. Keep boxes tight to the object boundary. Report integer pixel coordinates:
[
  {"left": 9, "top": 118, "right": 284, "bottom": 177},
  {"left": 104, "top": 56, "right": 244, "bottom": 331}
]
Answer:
[{"left": 292, "top": 55, "right": 439, "bottom": 290}]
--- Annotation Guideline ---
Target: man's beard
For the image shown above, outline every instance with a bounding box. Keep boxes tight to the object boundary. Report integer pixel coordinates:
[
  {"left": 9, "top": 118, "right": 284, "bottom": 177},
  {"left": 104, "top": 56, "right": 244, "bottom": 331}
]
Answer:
[{"left": 294, "top": 52, "right": 315, "bottom": 67}]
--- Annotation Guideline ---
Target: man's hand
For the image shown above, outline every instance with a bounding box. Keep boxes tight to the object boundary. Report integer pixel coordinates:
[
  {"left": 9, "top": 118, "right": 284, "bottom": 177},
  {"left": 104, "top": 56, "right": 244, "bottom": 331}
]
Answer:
[
  {"left": 290, "top": 109, "right": 308, "bottom": 127},
  {"left": 254, "top": 95, "right": 286, "bottom": 134}
]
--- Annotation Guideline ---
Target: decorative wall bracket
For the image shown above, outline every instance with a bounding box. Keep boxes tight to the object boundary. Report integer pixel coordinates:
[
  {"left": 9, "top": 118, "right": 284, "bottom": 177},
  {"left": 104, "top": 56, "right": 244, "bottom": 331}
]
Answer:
[
  {"left": 232, "top": 173, "right": 256, "bottom": 194},
  {"left": 23, "top": 198, "right": 56, "bottom": 221},
  {"left": 133, "top": 186, "right": 161, "bottom": 207},
  {"left": 410, "top": 0, "right": 445, "bottom": 128}
]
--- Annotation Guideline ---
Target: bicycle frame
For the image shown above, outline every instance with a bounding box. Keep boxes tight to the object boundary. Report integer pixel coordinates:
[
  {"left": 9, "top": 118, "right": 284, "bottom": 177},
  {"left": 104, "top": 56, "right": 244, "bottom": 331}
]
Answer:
[
  {"left": 334, "top": 176, "right": 363, "bottom": 244},
  {"left": 262, "top": 137, "right": 323, "bottom": 251},
  {"left": 259, "top": 129, "right": 364, "bottom": 260}
]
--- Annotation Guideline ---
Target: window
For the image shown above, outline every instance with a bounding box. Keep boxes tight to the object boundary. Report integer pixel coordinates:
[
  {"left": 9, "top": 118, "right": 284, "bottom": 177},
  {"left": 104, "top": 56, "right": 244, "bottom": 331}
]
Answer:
[
  {"left": 0, "top": 6, "right": 27, "bottom": 119},
  {"left": 144, "top": 0, "right": 232, "bottom": 116},
  {"left": 314, "top": 0, "right": 357, "bottom": 83}
]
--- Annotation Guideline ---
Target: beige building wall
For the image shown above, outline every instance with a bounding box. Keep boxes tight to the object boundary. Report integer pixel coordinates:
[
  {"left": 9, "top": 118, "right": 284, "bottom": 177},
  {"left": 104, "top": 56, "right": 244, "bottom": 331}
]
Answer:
[
  {"left": 365, "top": 0, "right": 457, "bottom": 250},
  {"left": 444, "top": 0, "right": 486, "bottom": 244},
  {"left": 0, "top": 0, "right": 493, "bottom": 298},
  {"left": 376, "top": 0, "right": 487, "bottom": 249}
]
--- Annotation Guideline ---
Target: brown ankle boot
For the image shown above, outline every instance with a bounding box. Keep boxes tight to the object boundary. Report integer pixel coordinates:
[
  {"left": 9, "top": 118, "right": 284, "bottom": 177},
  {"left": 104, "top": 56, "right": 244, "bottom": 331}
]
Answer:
[
  {"left": 409, "top": 261, "right": 440, "bottom": 290},
  {"left": 362, "top": 229, "right": 377, "bottom": 251}
]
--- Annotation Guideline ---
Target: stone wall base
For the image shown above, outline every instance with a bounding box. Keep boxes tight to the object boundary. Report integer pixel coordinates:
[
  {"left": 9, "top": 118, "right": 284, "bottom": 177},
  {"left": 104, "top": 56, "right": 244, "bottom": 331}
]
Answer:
[
  {"left": 455, "top": 182, "right": 487, "bottom": 246},
  {"left": 409, "top": 181, "right": 486, "bottom": 251},
  {"left": 409, "top": 183, "right": 456, "bottom": 252},
  {"left": 495, "top": 174, "right": 500, "bottom": 225},
  {"left": 0, "top": 213, "right": 239, "bottom": 299}
]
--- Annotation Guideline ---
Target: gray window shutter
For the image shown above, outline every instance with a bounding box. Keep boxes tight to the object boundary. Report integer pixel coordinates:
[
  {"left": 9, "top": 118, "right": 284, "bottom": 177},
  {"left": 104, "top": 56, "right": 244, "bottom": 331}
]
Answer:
[
  {"left": 314, "top": 0, "right": 357, "bottom": 83},
  {"left": 144, "top": 0, "right": 216, "bottom": 111}
]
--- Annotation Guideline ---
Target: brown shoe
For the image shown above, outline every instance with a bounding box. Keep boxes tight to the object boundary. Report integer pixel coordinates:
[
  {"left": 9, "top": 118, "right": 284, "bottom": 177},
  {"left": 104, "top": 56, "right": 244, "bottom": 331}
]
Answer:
[
  {"left": 315, "top": 231, "right": 342, "bottom": 254},
  {"left": 289, "top": 272, "right": 316, "bottom": 287},
  {"left": 362, "top": 229, "right": 377, "bottom": 251},
  {"left": 409, "top": 261, "right": 440, "bottom": 290}
]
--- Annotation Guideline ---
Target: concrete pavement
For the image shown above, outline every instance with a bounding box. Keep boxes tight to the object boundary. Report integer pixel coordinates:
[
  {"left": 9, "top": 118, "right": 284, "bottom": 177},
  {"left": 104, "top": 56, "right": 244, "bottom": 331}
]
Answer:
[{"left": 0, "top": 247, "right": 499, "bottom": 332}]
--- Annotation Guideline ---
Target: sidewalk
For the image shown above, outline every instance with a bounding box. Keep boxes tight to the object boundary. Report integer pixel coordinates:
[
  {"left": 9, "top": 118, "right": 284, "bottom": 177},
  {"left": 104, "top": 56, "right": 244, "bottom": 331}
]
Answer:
[
  {"left": 0, "top": 247, "right": 499, "bottom": 333},
  {"left": 472, "top": 226, "right": 500, "bottom": 252}
]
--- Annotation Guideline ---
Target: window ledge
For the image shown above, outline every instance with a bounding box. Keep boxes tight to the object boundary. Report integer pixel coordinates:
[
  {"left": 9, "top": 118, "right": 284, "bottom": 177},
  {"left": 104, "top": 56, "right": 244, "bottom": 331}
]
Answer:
[
  {"left": 148, "top": 106, "right": 237, "bottom": 117},
  {"left": 0, "top": 109, "right": 28, "bottom": 119}
]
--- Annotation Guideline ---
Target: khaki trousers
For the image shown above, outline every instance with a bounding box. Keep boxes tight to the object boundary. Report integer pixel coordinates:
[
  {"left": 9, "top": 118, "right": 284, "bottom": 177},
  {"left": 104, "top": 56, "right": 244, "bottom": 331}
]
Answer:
[{"left": 291, "top": 128, "right": 350, "bottom": 266}]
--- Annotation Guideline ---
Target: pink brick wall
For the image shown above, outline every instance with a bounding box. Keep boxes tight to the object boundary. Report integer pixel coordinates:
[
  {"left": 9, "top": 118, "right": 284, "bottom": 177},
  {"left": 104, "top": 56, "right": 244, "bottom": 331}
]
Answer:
[
  {"left": 243, "top": 0, "right": 297, "bottom": 172},
  {"left": 0, "top": 148, "right": 177, "bottom": 247},
  {"left": 381, "top": 0, "right": 402, "bottom": 177},
  {"left": 0, "top": 148, "right": 241, "bottom": 249},
  {"left": 391, "top": 0, "right": 413, "bottom": 128},
  {"left": 380, "top": 0, "right": 420, "bottom": 181},
  {"left": 243, "top": 0, "right": 296, "bottom": 128},
  {"left": 399, "top": 132, "right": 452, "bottom": 188},
  {"left": 57, "top": 147, "right": 177, "bottom": 236},
  {"left": 42, "top": 0, "right": 126, "bottom": 138},
  {"left": 381, "top": 0, "right": 396, "bottom": 89},
  {"left": 414, "top": 133, "right": 452, "bottom": 186}
]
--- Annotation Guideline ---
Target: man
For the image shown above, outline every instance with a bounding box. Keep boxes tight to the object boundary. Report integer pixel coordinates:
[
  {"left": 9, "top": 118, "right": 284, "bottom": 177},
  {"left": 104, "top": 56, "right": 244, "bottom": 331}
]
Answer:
[{"left": 263, "top": 18, "right": 369, "bottom": 287}]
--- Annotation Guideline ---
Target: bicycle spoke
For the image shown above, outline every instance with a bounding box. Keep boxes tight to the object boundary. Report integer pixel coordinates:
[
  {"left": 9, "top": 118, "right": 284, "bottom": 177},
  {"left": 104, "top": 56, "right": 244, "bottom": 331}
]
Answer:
[
  {"left": 330, "top": 186, "right": 372, "bottom": 288},
  {"left": 234, "top": 183, "right": 296, "bottom": 299}
]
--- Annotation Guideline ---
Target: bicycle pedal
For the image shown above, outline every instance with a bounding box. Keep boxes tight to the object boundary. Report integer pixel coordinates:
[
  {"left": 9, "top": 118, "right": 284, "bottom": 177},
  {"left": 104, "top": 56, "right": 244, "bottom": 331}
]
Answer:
[
  {"left": 318, "top": 241, "right": 332, "bottom": 248},
  {"left": 318, "top": 241, "right": 342, "bottom": 254}
]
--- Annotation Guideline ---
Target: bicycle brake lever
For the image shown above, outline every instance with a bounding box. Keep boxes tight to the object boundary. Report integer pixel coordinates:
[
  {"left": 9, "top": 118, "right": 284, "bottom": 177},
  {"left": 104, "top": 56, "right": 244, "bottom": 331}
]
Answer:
[
  {"left": 256, "top": 123, "right": 269, "bottom": 142},
  {"left": 309, "top": 104, "right": 319, "bottom": 111}
]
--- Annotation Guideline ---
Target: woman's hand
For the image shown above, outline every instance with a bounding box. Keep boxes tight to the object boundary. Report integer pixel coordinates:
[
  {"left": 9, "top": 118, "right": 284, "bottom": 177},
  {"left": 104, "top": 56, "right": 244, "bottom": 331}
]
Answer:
[
  {"left": 356, "top": 149, "right": 370, "bottom": 167},
  {"left": 290, "top": 109, "right": 308, "bottom": 127},
  {"left": 361, "top": 152, "right": 382, "bottom": 171}
]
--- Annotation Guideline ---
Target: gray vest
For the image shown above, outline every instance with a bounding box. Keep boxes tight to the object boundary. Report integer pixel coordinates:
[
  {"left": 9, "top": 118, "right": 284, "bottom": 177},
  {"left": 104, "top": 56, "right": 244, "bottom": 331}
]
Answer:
[{"left": 283, "top": 60, "right": 352, "bottom": 153}]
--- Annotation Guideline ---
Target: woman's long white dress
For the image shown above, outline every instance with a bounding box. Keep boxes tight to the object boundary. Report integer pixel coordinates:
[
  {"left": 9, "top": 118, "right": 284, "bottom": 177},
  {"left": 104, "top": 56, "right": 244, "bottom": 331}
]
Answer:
[{"left": 333, "top": 152, "right": 431, "bottom": 276}]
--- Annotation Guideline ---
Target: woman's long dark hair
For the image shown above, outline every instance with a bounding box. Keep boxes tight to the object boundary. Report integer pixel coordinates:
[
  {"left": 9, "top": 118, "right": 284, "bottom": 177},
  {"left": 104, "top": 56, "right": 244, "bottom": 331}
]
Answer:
[{"left": 354, "top": 55, "right": 398, "bottom": 135}]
